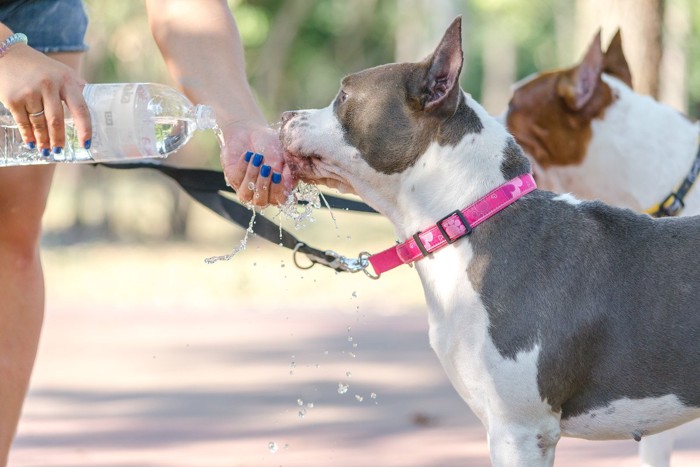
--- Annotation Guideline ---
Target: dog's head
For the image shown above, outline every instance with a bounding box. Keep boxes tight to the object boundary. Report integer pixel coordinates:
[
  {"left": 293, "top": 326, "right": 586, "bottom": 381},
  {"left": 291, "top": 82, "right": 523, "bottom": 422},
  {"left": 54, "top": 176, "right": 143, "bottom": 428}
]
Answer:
[
  {"left": 281, "top": 17, "right": 519, "bottom": 214},
  {"left": 505, "top": 30, "right": 632, "bottom": 169}
]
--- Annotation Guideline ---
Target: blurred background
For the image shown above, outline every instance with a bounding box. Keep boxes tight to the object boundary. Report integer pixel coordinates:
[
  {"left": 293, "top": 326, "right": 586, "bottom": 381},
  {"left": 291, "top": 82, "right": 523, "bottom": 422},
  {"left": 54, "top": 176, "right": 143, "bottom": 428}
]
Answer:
[
  {"left": 45, "top": 0, "right": 700, "bottom": 244},
  {"left": 15, "top": 1, "right": 700, "bottom": 465}
]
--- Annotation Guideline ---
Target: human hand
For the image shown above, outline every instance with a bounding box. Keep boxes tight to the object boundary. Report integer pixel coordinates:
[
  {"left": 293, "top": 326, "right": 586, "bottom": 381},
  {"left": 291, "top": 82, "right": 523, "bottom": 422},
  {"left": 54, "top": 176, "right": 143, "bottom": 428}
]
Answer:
[
  {"left": 0, "top": 42, "right": 91, "bottom": 154},
  {"left": 220, "top": 121, "right": 293, "bottom": 207}
]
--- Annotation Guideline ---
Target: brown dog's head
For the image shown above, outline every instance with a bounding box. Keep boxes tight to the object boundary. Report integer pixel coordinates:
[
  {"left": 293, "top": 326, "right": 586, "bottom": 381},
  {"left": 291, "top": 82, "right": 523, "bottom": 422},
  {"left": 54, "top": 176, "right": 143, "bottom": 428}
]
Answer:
[{"left": 505, "top": 31, "right": 632, "bottom": 169}]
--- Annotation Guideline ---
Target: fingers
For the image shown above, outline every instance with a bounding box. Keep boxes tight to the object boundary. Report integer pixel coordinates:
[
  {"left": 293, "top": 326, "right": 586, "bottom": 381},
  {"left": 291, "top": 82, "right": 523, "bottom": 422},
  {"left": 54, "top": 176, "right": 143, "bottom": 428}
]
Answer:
[
  {"left": 12, "top": 100, "right": 40, "bottom": 151},
  {"left": 231, "top": 150, "right": 289, "bottom": 207},
  {"left": 63, "top": 82, "right": 92, "bottom": 149},
  {"left": 269, "top": 165, "right": 292, "bottom": 206},
  {"left": 42, "top": 85, "right": 65, "bottom": 154}
]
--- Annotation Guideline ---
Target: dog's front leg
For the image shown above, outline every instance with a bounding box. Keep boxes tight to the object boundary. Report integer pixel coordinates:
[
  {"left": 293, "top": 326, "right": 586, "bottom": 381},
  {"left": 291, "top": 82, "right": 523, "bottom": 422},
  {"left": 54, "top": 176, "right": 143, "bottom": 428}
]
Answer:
[{"left": 487, "top": 418, "right": 560, "bottom": 467}]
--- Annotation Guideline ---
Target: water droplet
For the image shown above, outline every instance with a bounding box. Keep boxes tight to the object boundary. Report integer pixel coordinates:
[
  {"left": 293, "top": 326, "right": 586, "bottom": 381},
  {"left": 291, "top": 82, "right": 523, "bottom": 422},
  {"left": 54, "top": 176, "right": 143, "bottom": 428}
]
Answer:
[
  {"left": 307, "top": 402, "right": 314, "bottom": 409},
  {"left": 247, "top": 181, "right": 256, "bottom": 191},
  {"left": 370, "top": 392, "right": 377, "bottom": 399},
  {"left": 349, "top": 352, "right": 356, "bottom": 358},
  {"left": 338, "top": 383, "right": 349, "bottom": 394},
  {"left": 355, "top": 395, "right": 364, "bottom": 402},
  {"left": 351, "top": 291, "right": 357, "bottom": 298},
  {"left": 268, "top": 441, "right": 278, "bottom": 453},
  {"left": 297, "top": 398, "right": 304, "bottom": 406},
  {"left": 346, "top": 371, "right": 352, "bottom": 378},
  {"left": 298, "top": 409, "right": 306, "bottom": 418},
  {"left": 347, "top": 336, "right": 353, "bottom": 342}
]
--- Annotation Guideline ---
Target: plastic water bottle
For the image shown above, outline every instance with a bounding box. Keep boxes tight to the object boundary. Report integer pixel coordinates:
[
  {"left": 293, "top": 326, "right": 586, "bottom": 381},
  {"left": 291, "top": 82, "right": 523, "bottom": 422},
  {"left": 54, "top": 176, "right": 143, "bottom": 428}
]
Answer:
[{"left": 0, "top": 83, "right": 216, "bottom": 166}]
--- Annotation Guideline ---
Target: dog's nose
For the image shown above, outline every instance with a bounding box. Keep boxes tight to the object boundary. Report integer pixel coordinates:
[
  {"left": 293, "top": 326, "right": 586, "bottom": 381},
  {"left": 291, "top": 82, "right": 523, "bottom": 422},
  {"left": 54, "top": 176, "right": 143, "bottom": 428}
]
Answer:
[{"left": 280, "top": 111, "right": 297, "bottom": 127}]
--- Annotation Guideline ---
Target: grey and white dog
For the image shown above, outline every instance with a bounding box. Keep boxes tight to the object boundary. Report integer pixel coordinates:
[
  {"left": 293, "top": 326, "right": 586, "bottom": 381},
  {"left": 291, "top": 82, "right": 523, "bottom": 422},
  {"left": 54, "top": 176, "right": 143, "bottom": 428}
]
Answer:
[{"left": 280, "top": 17, "right": 700, "bottom": 466}]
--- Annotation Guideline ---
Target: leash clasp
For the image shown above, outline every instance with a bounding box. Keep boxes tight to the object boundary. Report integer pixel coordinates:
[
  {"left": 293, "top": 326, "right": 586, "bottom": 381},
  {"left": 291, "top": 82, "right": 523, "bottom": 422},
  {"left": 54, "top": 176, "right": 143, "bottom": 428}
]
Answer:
[{"left": 292, "top": 243, "right": 379, "bottom": 279}]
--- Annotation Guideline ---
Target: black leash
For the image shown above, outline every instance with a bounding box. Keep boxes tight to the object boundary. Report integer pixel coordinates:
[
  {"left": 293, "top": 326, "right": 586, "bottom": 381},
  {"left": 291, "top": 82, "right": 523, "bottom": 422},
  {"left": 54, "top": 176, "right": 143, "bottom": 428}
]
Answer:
[{"left": 100, "top": 162, "right": 378, "bottom": 273}]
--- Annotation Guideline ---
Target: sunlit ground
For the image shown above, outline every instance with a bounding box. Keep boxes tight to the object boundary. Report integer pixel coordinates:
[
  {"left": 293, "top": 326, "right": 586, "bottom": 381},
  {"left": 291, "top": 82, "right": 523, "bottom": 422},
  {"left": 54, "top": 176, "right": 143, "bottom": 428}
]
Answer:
[{"left": 10, "top": 167, "right": 700, "bottom": 466}]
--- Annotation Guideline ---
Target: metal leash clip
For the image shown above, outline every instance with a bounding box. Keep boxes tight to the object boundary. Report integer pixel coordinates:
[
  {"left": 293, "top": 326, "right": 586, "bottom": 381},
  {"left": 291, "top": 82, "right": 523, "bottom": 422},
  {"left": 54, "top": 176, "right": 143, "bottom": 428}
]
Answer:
[{"left": 293, "top": 243, "right": 379, "bottom": 279}]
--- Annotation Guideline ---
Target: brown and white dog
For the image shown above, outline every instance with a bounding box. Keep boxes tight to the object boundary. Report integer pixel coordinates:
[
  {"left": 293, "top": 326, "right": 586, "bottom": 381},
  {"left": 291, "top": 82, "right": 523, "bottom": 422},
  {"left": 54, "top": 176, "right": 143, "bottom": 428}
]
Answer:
[
  {"left": 280, "top": 18, "right": 700, "bottom": 467},
  {"left": 504, "top": 32, "right": 700, "bottom": 467},
  {"left": 505, "top": 31, "right": 700, "bottom": 218}
]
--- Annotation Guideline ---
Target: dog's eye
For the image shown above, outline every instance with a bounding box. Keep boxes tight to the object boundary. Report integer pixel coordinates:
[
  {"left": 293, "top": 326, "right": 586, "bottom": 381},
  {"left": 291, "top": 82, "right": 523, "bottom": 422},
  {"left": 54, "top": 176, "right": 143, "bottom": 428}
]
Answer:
[{"left": 337, "top": 90, "right": 348, "bottom": 104}]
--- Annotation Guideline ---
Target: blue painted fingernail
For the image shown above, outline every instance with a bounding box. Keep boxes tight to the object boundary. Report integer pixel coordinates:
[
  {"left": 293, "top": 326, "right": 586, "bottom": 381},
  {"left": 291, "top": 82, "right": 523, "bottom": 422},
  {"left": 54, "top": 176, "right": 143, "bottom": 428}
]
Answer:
[
  {"left": 84, "top": 139, "right": 91, "bottom": 150},
  {"left": 260, "top": 165, "right": 271, "bottom": 177},
  {"left": 27, "top": 141, "right": 36, "bottom": 150},
  {"left": 244, "top": 151, "right": 254, "bottom": 162},
  {"left": 41, "top": 148, "right": 50, "bottom": 157},
  {"left": 271, "top": 172, "right": 282, "bottom": 184},
  {"left": 252, "top": 153, "right": 264, "bottom": 167},
  {"left": 53, "top": 146, "right": 62, "bottom": 154}
]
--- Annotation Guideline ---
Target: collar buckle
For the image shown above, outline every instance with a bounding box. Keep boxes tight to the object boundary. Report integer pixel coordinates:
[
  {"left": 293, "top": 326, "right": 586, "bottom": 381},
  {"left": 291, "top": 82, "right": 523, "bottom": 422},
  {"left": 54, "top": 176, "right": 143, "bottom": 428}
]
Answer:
[
  {"left": 437, "top": 209, "right": 472, "bottom": 244},
  {"left": 657, "top": 192, "right": 685, "bottom": 217}
]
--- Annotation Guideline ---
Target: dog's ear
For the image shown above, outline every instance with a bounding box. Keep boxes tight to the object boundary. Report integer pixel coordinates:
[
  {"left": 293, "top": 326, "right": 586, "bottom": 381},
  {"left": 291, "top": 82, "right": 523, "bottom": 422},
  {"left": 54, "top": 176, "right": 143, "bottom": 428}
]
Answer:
[
  {"left": 557, "top": 31, "right": 603, "bottom": 111},
  {"left": 603, "top": 29, "right": 633, "bottom": 88},
  {"left": 422, "top": 16, "right": 464, "bottom": 116}
]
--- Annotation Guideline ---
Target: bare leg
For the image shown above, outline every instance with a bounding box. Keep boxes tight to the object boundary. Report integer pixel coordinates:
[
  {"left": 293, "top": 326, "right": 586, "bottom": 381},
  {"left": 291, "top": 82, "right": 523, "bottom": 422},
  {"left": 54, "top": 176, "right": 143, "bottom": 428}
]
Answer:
[{"left": 0, "top": 51, "right": 82, "bottom": 467}]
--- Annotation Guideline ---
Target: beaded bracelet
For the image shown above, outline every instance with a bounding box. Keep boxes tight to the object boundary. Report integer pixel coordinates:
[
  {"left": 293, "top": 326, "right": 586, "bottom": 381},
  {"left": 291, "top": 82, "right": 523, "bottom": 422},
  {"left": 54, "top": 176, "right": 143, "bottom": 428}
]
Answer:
[{"left": 0, "top": 33, "right": 28, "bottom": 58}]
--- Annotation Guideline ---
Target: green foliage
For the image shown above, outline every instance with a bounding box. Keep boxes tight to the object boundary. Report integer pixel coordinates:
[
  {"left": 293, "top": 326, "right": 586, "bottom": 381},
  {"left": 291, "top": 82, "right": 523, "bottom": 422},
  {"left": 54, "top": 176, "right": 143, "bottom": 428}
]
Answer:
[{"left": 80, "top": 0, "right": 700, "bottom": 118}]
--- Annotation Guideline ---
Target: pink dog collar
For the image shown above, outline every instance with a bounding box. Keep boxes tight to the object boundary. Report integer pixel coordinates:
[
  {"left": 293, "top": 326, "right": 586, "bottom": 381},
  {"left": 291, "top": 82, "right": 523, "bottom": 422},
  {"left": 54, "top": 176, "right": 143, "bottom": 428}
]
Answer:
[{"left": 368, "top": 173, "right": 537, "bottom": 275}]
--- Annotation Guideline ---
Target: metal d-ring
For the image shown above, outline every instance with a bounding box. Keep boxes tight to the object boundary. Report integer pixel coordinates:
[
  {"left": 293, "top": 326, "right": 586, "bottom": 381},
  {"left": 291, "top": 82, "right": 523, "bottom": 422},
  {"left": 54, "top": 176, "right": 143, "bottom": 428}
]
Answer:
[
  {"left": 292, "top": 242, "right": 316, "bottom": 270},
  {"left": 358, "top": 251, "right": 380, "bottom": 280}
]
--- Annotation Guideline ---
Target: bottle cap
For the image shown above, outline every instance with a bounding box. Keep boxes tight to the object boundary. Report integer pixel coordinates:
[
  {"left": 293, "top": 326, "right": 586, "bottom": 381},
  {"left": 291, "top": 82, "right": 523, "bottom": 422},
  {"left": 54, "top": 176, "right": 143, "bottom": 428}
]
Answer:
[{"left": 195, "top": 104, "right": 217, "bottom": 130}]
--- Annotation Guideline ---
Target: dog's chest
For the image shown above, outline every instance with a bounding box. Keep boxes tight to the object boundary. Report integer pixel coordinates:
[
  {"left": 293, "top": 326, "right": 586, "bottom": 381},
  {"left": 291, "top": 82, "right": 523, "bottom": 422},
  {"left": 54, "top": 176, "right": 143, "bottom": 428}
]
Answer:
[{"left": 415, "top": 243, "right": 552, "bottom": 427}]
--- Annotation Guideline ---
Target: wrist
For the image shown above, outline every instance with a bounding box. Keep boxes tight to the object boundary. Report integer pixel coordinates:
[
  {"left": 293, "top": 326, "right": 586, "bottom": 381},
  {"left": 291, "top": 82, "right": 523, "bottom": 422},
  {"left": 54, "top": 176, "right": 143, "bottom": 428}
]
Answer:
[{"left": 0, "top": 32, "right": 27, "bottom": 58}]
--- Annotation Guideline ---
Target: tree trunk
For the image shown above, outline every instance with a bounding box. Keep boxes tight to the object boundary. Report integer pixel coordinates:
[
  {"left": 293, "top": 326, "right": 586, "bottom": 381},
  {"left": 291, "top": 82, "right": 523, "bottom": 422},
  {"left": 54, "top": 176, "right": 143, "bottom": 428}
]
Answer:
[
  {"left": 574, "top": 0, "right": 663, "bottom": 97},
  {"left": 394, "top": 0, "right": 463, "bottom": 62},
  {"left": 658, "top": 0, "right": 690, "bottom": 113}
]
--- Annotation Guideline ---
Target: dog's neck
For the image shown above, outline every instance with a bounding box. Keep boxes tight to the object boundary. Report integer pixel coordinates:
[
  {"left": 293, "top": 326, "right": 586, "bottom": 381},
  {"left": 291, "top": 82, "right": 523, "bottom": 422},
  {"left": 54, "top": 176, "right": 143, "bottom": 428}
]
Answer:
[
  {"left": 379, "top": 93, "right": 527, "bottom": 240},
  {"left": 534, "top": 75, "right": 700, "bottom": 215}
]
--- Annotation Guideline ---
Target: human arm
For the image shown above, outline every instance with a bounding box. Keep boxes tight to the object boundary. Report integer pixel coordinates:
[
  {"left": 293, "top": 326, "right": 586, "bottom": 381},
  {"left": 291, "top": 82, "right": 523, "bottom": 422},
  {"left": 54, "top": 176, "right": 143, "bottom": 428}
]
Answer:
[
  {"left": 145, "top": 0, "right": 292, "bottom": 206},
  {"left": 0, "top": 23, "right": 91, "bottom": 154}
]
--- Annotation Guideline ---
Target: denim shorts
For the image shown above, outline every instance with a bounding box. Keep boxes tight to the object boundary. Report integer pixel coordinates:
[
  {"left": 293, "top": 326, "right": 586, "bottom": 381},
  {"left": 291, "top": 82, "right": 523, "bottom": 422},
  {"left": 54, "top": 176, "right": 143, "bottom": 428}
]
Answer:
[{"left": 0, "top": 0, "right": 88, "bottom": 53}]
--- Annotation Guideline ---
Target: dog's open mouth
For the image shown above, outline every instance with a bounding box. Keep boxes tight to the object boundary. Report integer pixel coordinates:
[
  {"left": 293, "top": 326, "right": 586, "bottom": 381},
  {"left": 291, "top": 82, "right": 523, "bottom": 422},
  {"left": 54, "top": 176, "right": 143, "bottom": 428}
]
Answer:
[{"left": 283, "top": 150, "right": 320, "bottom": 182}]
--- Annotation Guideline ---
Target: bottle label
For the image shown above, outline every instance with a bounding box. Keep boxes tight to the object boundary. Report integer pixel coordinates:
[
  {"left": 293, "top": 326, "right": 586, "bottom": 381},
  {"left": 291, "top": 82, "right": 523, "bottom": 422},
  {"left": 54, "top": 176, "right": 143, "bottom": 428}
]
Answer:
[{"left": 84, "top": 84, "right": 158, "bottom": 161}]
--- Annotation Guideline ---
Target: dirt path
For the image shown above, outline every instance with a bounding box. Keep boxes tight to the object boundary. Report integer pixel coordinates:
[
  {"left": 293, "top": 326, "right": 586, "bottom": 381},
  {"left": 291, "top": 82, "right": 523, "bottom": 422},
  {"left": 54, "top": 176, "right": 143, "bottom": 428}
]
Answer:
[{"left": 10, "top": 244, "right": 700, "bottom": 466}]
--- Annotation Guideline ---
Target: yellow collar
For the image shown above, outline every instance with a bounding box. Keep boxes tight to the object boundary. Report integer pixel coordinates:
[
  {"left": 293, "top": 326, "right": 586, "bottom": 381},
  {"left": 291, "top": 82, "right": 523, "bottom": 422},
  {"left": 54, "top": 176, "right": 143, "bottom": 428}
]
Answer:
[{"left": 645, "top": 142, "right": 700, "bottom": 218}]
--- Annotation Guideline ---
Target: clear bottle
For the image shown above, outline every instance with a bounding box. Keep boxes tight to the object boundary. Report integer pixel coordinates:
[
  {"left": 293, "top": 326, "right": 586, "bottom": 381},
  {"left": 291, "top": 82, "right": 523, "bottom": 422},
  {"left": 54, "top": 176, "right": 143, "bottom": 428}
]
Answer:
[{"left": 0, "top": 83, "right": 216, "bottom": 166}]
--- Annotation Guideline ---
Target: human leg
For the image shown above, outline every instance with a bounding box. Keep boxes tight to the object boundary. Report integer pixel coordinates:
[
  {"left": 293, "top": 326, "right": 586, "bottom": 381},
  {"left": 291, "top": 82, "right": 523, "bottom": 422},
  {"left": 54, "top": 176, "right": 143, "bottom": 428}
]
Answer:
[{"left": 0, "top": 50, "right": 83, "bottom": 467}]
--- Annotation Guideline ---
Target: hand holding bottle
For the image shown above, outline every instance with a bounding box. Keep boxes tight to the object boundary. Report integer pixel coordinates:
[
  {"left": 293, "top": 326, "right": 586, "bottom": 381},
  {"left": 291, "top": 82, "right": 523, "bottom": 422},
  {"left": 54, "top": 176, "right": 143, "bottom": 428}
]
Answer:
[
  {"left": 219, "top": 120, "right": 292, "bottom": 207},
  {"left": 0, "top": 31, "right": 92, "bottom": 154}
]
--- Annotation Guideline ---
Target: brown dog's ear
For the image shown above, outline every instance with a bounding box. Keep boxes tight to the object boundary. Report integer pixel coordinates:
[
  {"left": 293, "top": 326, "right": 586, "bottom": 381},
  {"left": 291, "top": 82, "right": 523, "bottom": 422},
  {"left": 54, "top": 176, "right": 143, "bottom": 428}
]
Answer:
[
  {"left": 422, "top": 16, "right": 464, "bottom": 116},
  {"left": 603, "top": 29, "right": 633, "bottom": 88},
  {"left": 557, "top": 30, "right": 603, "bottom": 111}
]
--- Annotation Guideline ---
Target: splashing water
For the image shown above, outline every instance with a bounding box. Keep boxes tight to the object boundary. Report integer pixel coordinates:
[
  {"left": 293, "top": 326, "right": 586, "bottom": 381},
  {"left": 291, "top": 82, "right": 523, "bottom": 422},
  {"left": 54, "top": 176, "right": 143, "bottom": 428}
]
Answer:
[
  {"left": 212, "top": 124, "right": 226, "bottom": 150},
  {"left": 318, "top": 190, "right": 339, "bottom": 230},
  {"left": 204, "top": 122, "right": 335, "bottom": 263},
  {"left": 204, "top": 203, "right": 256, "bottom": 264},
  {"left": 277, "top": 181, "right": 322, "bottom": 230}
]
